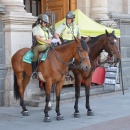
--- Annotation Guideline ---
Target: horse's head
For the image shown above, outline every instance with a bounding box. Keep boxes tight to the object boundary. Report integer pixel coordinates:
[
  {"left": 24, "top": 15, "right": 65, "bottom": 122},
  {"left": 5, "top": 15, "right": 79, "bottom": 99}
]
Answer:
[
  {"left": 74, "top": 38, "right": 91, "bottom": 71},
  {"left": 103, "top": 30, "right": 121, "bottom": 63}
]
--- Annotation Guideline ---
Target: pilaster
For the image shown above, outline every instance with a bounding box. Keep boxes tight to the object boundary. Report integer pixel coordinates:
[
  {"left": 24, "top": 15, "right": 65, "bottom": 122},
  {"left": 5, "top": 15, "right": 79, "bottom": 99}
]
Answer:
[
  {"left": 77, "top": 0, "right": 91, "bottom": 17},
  {"left": 1, "top": 0, "right": 37, "bottom": 106}
]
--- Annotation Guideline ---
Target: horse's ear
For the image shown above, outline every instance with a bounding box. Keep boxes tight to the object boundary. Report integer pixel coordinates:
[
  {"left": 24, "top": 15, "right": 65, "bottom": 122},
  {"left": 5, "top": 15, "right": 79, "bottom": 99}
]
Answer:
[
  {"left": 105, "top": 30, "right": 109, "bottom": 36},
  {"left": 112, "top": 30, "right": 115, "bottom": 35}
]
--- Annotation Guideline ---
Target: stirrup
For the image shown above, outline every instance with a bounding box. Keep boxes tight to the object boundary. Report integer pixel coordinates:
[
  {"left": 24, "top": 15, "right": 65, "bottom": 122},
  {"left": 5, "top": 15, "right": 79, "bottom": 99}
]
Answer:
[{"left": 32, "top": 72, "right": 37, "bottom": 79}]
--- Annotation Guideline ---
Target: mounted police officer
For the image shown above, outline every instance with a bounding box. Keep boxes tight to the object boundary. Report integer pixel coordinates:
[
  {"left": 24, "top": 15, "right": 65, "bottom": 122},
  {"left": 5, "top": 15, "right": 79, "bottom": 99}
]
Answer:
[
  {"left": 32, "top": 14, "right": 52, "bottom": 79},
  {"left": 55, "top": 11, "right": 81, "bottom": 44}
]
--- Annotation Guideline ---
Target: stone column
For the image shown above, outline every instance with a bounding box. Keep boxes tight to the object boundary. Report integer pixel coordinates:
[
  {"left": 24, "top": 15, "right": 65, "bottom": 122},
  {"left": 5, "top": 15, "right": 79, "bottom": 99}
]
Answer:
[
  {"left": 90, "top": 0, "right": 109, "bottom": 20},
  {"left": 123, "top": 0, "right": 130, "bottom": 14},
  {"left": 0, "top": 0, "right": 38, "bottom": 106}
]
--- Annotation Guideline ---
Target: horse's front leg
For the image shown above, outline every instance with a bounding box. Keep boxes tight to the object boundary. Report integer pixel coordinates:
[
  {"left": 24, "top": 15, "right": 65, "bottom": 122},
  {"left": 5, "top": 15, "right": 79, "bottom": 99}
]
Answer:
[
  {"left": 55, "top": 81, "right": 64, "bottom": 120},
  {"left": 44, "top": 81, "right": 52, "bottom": 122},
  {"left": 84, "top": 77, "right": 94, "bottom": 116},
  {"left": 74, "top": 74, "right": 82, "bottom": 118}
]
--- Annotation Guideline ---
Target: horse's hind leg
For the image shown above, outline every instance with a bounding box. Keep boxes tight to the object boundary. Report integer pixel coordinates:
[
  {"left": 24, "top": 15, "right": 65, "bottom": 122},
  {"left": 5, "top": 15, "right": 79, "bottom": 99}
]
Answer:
[
  {"left": 16, "top": 72, "right": 30, "bottom": 116},
  {"left": 74, "top": 74, "right": 82, "bottom": 118},
  {"left": 84, "top": 78, "right": 94, "bottom": 116},
  {"left": 20, "top": 72, "right": 30, "bottom": 116}
]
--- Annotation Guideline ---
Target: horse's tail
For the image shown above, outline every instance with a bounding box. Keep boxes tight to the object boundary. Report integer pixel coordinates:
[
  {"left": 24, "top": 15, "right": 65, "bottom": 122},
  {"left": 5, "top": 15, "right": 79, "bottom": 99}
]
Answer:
[{"left": 13, "top": 73, "right": 20, "bottom": 100}]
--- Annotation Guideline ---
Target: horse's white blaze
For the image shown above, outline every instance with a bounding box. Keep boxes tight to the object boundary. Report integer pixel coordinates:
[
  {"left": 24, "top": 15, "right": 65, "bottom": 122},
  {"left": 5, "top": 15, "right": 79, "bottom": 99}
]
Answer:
[{"left": 114, "top": 39, "right": 117, "bottom": 42}]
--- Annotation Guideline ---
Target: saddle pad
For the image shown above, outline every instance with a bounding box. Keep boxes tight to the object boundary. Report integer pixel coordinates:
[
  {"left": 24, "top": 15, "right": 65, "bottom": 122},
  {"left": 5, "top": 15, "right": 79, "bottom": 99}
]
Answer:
[
  {"left": 23, "top": 49, "right": 50, "bottom": 64},
  {"left": 23, "top": 50, "right": 33, "bottom": 64}
]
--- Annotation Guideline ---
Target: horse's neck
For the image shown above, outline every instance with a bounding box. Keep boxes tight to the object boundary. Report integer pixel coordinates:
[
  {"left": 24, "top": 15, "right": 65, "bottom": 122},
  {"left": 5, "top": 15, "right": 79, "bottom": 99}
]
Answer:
[
  {"left": 89, "top": 37, "right": 105, "bottom": 62},
  {"left": 55, "top": 42, "right": 76, "bottom": 63}
]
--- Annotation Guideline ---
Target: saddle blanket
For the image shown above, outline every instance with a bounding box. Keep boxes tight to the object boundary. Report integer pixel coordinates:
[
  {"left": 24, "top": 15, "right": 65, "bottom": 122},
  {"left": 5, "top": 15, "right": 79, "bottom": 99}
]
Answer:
[{"left": 23, "top": 49, "right": 50, "bottom": 64}]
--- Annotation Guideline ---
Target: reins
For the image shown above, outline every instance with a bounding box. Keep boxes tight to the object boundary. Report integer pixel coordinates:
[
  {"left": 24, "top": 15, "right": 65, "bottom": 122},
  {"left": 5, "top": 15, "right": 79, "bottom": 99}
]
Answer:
[
  {"left": 47, "top": 40, "right": 89, "bottom": 82},
  {"left": 51, "top": 46, "right": 73, "bottom": 66}
]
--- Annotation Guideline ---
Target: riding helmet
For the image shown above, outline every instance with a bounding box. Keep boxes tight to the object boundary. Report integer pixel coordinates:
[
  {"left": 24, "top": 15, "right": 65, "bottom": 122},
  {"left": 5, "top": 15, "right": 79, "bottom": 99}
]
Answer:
[
  {"left": 66, "top": 11, "right": 75, "bottom": 19},
  {"left": 37, "top": 14, "right": 49, "bottom": 23}
]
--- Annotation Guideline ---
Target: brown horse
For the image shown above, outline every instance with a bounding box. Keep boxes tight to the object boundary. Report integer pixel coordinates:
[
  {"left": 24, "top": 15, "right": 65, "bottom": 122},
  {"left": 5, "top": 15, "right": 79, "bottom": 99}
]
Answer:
[
  {"left": 11, "top": 38, "right": 91, "bottom": 122},
  {"left": 72, "top": 30, "right": 121, "bottom": 118}
]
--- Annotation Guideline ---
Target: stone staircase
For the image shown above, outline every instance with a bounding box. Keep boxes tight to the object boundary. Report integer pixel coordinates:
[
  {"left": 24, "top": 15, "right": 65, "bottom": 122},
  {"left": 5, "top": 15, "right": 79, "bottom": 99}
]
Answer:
[{"left": 25, "top": 85, "right": 123, "bottom": 107}]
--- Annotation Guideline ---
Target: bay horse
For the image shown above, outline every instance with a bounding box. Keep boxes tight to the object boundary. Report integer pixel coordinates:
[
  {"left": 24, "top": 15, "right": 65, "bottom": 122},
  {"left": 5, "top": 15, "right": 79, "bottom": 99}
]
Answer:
[
  {"left": 11, "top": 38, "right": 91, "bottom": 122},
  {"left": 72, "top": 30, "right": 121, "bottom": 118}
]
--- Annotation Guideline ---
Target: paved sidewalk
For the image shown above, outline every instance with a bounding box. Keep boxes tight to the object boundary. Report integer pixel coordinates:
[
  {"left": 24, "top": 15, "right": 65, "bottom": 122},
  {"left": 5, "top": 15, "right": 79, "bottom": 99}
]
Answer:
[{"left": 0, "top": 89, "right": 130, "bottom": 130}]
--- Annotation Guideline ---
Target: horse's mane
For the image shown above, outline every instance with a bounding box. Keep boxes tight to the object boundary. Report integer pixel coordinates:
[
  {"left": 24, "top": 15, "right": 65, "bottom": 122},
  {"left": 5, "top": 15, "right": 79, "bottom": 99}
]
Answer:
[
  {"left": 53, "top": 39, "right": 89, "bottom": 52},
  {"left": 88, "top": 34, "right": 104, "bottom": 44},
  {"left": 80, "top": 38, "right": 89, "bottom": 51},
  {"left": 88, "top": 31, "right": 117, "bottom": 45}
]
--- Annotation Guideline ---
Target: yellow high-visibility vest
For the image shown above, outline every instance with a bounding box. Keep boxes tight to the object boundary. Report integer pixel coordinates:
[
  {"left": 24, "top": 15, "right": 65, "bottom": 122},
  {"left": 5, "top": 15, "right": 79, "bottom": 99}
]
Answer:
[
  {"left": 61, "top": 24, "right": 77, "bottom": 40},
  {"left": 37, "top": 28, "right": 48, "bottom": 44}
]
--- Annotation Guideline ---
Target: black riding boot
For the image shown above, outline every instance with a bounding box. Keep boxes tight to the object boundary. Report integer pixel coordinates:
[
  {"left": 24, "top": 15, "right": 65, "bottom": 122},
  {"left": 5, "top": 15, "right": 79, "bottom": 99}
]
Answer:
[{"left": 32, "top": 61, "right": 38, "bottom": 79}]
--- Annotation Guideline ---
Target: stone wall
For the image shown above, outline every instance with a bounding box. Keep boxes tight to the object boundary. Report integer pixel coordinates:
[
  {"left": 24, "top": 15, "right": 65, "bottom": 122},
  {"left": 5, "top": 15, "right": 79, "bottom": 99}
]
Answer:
[
  {"left": 107, "top": 0, "right": 123, "bottom": 14},
  {"left": 0, "top": 4, "right": 6, "bottom": 106},
  {"left": 120, "top": 19, "right": 130, "bottom": 88},
  {"left": 108, "top": 13, "right": 130, "bottom": 89},
  {"left": 0, "top": 18, "right": 7, "bottom": 106}
]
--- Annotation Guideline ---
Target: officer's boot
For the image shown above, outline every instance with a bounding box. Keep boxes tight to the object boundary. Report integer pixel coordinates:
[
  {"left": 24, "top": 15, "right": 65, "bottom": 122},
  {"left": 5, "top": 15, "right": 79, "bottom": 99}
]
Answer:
[{"left": 32, "top": 61, "right": 38, "bottom": 79}]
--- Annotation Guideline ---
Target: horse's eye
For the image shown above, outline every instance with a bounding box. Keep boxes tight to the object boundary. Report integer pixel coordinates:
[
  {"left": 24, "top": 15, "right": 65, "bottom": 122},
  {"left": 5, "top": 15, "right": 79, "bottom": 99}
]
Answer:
[{"left": 80, "top": 49, "right": 83, "bottom": 52}]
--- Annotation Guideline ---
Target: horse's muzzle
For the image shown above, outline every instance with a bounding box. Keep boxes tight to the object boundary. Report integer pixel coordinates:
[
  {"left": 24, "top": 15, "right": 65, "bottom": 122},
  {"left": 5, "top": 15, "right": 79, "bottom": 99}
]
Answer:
[{"left": 81, "top": 64, "right": 91, "bottom": 71}]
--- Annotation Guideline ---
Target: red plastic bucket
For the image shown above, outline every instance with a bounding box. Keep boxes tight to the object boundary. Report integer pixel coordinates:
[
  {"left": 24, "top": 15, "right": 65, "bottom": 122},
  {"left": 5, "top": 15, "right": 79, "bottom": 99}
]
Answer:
[{"left": 91, "top": 67, "right": 106, "bottom": 85}]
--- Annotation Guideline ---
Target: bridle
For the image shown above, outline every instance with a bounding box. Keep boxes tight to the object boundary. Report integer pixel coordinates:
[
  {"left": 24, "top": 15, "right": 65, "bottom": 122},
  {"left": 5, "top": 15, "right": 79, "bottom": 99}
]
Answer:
[
  {"left": 99, "top": 38, "right": 120, "bottom": 66},
  {"left": 48, "top": 44, "right": 89, "bottom": 77},
  {"left": 69, "top": 46, "right": 90, "bottom": 71},
  {"left": 106, "top": 38, "right": 120, "bottom": 55}
]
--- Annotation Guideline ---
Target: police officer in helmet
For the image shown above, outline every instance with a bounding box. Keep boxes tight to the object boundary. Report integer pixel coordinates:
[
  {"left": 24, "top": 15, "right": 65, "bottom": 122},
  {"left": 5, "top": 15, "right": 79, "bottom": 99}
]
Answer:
[
  {"left": 55, "top": 11, "right": 81, "bottom": 45},
  {"left": 32, "top": 14, "right": 52, "bottom": 79}
]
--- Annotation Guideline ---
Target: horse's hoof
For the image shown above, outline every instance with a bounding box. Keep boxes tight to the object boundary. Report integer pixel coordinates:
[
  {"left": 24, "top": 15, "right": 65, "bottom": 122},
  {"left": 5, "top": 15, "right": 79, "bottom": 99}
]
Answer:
[
  {"left": 56, "top": 115, "right": 64, "bottom": 121},
  {"left": 74, "top": 112, "right": 80, "bottom": 118},
  {"left": 87, "top": 110, "right": 94, "bottom": 116},
  {"left": 22, "top": 111, "right": 29, "bottom": 116},
  {"left": 44, "top": 117, "right": 51, "bottom": 122}
]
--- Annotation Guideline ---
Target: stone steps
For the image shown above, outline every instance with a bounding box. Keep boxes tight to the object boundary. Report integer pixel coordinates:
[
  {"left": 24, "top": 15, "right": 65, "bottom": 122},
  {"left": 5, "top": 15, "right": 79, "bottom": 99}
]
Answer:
[{"left": 25, "top": 85, "right": 124, "bottom": 107}]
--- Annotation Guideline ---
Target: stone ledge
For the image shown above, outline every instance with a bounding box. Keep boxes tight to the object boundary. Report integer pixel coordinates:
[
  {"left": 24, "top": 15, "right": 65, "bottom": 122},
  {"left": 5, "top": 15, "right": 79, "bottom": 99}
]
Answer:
[
  {"left": 0, "top": 4, "right": 5, "bottom": 14},
  {"left": 108, "top": 13, "right": 130, "bottom": 19},
  {"left": 25, "top": 85, "right": 126, "bottom": 107}
]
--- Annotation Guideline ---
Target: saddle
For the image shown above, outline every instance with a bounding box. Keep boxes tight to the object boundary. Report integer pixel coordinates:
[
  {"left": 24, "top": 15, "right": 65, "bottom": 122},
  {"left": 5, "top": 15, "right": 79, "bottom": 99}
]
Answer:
[{"left": 38, "top": 49, "right": 50, "bottom": 63}]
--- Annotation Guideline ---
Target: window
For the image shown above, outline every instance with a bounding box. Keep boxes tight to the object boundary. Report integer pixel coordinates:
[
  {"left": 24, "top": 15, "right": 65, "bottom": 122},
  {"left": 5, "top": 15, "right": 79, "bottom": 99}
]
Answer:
[{"left": 23, "top": 0, "right": 41, "bottom": 16}]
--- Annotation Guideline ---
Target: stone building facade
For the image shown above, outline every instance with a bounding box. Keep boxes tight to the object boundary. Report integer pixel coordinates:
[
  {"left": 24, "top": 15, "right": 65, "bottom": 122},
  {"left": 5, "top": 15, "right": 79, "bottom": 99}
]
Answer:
[{"left": 0, "top": 0, "right": 130, "bottom": 106}]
